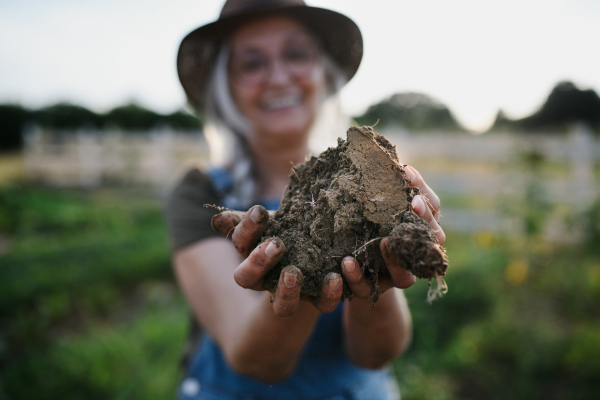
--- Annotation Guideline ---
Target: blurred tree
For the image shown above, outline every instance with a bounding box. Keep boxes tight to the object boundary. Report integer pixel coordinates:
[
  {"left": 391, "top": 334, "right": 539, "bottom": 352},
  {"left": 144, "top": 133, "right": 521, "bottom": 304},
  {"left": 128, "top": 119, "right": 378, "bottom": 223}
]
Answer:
[
  {"left": 162, "top": 109, "right": 201, "bottom": 130},
  {"left": 354, "top": 92, "right": 465, "bottom": 131},
  {"left": 33, "top": 103, "right": 101, "bottom": 130},
  {"left": 0, "top": 104, "right": 31, "bottom": 151},
  {"left": 103, "top": 104, "right": 201, "bottom": 131},
  {"left": 490, "top": 109, "right": 514, "bottom": 131},
  {"left": 0, "top": 103, "right": 202, "bottom": 150},
  {"left": 489, "top": 81, "right": 600, "bottom": 133},
  {"left": 104, "top": 103, "right": 161, "bottom": 131}
]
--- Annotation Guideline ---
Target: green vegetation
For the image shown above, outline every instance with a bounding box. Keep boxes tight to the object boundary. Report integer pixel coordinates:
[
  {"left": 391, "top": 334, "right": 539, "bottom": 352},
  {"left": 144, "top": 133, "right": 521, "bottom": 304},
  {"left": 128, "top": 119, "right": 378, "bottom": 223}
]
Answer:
[
  {"left": 490, "top": 81, "right": 600, "bottom": 133},
  {"left": 1, "top": 185, "right": 599, "bottom": 399},
  {"left": 398, "top": 232, "right": 600, "bottom": 400},
  {"left": 0, "top": 186, "right": 184, "bottom": 399},
  {"left": 354, "top": 93, "right": 465, "bottom": 132},
  {"left": 0, "top": 103, "right": 201, "bottom": 152}
]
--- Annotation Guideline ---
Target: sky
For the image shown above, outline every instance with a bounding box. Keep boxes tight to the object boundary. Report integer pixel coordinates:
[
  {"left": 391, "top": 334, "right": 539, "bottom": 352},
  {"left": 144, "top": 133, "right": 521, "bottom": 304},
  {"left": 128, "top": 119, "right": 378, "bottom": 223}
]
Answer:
[{"left": 1, "top": 0, "right": 599, "bottom": 132}]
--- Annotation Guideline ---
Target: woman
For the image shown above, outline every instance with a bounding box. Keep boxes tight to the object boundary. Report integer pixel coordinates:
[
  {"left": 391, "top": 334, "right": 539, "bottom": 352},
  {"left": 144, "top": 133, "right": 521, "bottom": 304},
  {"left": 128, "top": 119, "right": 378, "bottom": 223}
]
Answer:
[{"left": 167, "top": 1, "right": 445, "bottom": 399}]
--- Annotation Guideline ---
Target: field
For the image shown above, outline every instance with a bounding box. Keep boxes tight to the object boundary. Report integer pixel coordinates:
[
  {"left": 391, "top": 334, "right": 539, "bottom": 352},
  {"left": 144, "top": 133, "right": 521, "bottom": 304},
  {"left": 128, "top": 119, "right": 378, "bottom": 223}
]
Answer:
[{"left": 1, "top": 154, "right": 600, "bottom": 399}]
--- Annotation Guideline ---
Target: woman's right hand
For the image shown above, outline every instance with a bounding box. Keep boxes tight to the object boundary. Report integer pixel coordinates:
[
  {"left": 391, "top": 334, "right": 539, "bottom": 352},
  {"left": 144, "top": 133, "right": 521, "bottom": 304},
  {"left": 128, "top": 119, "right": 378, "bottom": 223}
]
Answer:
[{"left": 211, "top": 206, "right": 343, "bottom": 317}]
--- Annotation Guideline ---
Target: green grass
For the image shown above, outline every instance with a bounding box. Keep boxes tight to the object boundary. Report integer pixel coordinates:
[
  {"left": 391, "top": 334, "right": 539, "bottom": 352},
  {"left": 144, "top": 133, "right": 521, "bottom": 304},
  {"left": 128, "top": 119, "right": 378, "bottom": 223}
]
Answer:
[
  {"left": 3, "top": 291, "right": 187, "bottom": 400},
  {"left": 395, "top": 232, "right": 600, "bottom": 400},
  {"left": 0, "top": 186, "right": 184, "bottom": 399}
]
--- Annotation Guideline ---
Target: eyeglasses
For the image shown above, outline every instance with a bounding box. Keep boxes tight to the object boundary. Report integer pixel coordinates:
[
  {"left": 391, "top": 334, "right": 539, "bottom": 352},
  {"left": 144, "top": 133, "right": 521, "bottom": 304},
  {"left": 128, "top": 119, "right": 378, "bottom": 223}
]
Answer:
[{"left": 229, "top": 40, "right": 320, "bottom": 87}]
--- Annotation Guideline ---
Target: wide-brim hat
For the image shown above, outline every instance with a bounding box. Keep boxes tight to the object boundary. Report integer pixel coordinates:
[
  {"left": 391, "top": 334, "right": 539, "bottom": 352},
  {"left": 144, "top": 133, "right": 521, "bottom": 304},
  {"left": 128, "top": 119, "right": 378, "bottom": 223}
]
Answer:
[{"left": 177, "top": 0, "right": 363, "bottom": 113}]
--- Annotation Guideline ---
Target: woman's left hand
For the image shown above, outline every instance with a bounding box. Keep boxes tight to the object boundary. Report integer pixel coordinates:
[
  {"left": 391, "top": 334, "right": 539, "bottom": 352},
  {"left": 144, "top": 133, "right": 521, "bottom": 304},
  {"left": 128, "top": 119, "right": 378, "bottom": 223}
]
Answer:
[
  {"left": 342, "top": 165, "right": 444, "bottom": 298},
  {"left": 404, "top": 165, "right": 445, "bottom": 245}
]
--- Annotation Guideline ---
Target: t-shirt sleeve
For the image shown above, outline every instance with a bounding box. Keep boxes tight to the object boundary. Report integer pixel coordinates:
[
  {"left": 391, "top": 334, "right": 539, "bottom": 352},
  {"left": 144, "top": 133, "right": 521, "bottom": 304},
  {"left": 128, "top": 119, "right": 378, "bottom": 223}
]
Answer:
[{"left": 165, "top": 168, "right": 222, "bottom": 251}]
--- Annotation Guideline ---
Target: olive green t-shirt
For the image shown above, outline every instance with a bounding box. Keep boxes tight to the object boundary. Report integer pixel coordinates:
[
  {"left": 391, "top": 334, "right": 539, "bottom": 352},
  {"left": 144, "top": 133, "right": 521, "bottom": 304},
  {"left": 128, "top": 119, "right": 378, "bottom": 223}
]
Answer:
[
  {"left": 165, "top": 168, "right": 225, "bottom": 366},
  {"left": 165, "top": 168, "right": 222, "bottom": 252}
]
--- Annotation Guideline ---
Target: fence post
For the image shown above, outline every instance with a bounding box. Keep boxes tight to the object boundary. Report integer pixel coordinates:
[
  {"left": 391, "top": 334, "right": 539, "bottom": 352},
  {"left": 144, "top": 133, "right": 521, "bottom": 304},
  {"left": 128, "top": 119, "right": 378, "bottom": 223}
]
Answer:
[{"left": 570, "top": 122, "right": 595, "bottom": 209}]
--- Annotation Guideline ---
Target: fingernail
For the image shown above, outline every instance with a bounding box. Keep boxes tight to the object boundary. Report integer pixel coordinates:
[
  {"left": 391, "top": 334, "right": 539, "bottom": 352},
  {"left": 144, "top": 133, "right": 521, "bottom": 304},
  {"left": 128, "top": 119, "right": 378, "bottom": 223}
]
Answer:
[
  {"left": 343, "top": 258, "right": 356, "bottom": 273},
  {"left": 328, "top": 274, "right": 341, "bottom": 290},
  {"left": 411, "top": 196, "right": 426, "bottom": 216},
  {"left": 283, "top": 271, "right": 297, "bottom": 288},
  {"left": 265, "top": 240, "right": 281, "bottom": 258},
  {"left": 405, "top": 166, "right": 416, "bottom": 182},
  {"left": 250, "top": 206, "right": 261, "bottom": 223},
  {"left": 381, "top": 238, "right": 391, "bottom": 258}
]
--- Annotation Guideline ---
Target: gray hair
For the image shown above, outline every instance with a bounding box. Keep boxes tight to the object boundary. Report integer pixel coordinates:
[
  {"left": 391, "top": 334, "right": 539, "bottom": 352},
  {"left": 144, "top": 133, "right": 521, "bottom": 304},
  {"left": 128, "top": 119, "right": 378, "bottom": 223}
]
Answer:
[{"left": 203, "top": 41, "right": 350, "bottom": 210}]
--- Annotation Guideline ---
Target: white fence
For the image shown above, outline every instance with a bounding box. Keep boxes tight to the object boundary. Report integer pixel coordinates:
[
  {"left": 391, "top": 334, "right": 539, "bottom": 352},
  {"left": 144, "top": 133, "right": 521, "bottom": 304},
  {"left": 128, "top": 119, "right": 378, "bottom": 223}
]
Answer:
[
  {"left": 23, "top": 126, "right": 209, "bottom": 191},
  {"left": 23, "top": 124, "right": 599, "bottom": 237},
  {"left": 383, "top": 124, "right": 599, "bottom": 206}
]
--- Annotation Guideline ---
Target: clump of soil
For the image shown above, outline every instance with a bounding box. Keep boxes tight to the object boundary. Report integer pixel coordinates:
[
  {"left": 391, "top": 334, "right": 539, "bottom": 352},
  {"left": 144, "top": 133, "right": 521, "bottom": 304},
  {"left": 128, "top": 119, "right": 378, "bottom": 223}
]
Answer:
[{"left": 261, "top": 126, "right": 448, "bottom": 302}]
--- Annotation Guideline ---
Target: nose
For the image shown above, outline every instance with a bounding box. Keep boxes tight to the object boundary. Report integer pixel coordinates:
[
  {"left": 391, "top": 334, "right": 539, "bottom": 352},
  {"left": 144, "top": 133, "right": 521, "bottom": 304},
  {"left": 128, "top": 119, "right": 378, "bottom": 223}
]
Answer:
[{"left": 267, "top": 58, "right": 292, "bottom": 86}]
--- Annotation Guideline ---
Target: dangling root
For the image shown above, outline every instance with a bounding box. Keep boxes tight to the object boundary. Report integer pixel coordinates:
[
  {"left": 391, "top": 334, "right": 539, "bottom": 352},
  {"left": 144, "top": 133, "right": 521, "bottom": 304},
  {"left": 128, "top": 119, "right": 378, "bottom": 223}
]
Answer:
[
  {"left": 426, "top": 274, "right": 448, "bottom": 304},
  {"left": 203, "top": 203, "right": 231, "bottom": 211},
  {"left": 353, "top": 237, "right": 383, "bottom": 256}
]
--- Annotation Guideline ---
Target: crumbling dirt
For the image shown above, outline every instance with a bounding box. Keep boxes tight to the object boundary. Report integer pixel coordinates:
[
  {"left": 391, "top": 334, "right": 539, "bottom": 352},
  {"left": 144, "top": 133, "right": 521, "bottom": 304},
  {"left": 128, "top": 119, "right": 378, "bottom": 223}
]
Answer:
[{"left": 261, "top": 126, "right": 448, "bottom": 302}]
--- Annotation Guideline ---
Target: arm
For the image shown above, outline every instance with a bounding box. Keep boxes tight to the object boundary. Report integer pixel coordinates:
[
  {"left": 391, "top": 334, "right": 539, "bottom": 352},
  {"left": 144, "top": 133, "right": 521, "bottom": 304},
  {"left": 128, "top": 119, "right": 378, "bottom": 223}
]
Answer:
[
  {"left": 340, "top": 239, "right": 414, "bottom": 369},
  {"left": 173, "top": 238, "right": 320, "bottom": 382},
  {"left": 174, "top": 206, "right": 343, "bottom": 382},
  {"left": 343, "top": 289, "right": 412, "bottom": 369},
  {"left": 340, "top": 165, "right": 444, "bottom": 368}
]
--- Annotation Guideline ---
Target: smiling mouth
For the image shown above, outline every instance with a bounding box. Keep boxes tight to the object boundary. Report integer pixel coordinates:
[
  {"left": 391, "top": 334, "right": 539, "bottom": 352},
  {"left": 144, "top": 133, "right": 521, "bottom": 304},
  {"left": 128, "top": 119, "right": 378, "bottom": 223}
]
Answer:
[{"left": 261, "top": 95, "right": 302, "bottom": 111}]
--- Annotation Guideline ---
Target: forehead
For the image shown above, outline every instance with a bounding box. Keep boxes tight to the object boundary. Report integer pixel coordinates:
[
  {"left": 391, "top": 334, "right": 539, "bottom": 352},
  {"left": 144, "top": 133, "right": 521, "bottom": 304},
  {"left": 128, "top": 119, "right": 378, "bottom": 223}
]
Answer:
[{"left": 229, "top": 16, "right": 313, "bottom": 50}]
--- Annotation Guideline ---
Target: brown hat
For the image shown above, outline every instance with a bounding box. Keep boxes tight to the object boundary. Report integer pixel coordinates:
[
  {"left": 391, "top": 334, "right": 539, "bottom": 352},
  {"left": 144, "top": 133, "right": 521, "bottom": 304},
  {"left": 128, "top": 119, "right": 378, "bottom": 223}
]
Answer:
[{"left": 177, "top": 0, "right": 363, "bottom": 112}]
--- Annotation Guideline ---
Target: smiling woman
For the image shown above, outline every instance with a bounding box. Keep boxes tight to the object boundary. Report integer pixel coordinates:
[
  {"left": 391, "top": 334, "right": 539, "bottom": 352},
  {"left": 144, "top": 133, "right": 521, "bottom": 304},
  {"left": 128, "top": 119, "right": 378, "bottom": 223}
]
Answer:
[{"left": 165, "top": 1, "right": 444, "bottom": 399}]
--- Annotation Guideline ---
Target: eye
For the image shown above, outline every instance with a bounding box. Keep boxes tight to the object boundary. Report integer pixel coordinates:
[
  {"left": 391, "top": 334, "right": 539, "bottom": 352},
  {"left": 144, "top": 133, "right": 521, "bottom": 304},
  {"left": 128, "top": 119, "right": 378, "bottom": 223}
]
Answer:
[
  {"left": 239, "top": 56, "right": 267, "bottom": 73},
  {"left": 231, "top": 52, "right": 268, "bottom": 76},
  {"left": 283, "top": 44, "right": 315, "bottom": 64}
]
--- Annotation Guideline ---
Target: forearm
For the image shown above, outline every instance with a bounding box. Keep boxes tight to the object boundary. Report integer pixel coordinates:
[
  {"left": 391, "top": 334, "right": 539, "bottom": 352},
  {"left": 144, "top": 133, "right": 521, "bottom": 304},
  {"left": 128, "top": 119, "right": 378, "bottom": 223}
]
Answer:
[
  {"left": 225, "top": 293, "right": 320, "bottom": 382},
  {"left": 174, "top": 239, "right": 320, "bottom": 382},
  {"left": 343, "top": 289, "right": 412, "bottom": 369}
]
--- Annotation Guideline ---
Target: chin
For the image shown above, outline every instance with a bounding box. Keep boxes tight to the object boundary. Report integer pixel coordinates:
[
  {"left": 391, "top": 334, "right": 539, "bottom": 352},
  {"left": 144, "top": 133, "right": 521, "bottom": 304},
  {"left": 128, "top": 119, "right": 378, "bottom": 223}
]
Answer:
[
  {"left": 267, "top": 123, "right": 310, "bottom": 140},
  {"left": 260, "top": 114, "right": 315, "bottom": 140}
]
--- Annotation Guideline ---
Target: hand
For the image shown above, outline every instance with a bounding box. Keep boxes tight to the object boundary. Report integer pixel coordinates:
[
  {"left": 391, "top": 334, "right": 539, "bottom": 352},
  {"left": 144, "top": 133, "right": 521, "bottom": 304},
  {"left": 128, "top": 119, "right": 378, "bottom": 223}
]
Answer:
[
  {"left": 342, "top": 165, "right": 444, "bottom": 298},
  {"left": 211, "top": 206, "right": 343, "bottom": 316},
  {"left": 340, "top": 237, "right": 417, "bottom": 299},
  {"left": 404, "top": 165, "right": 445, "bottom": 245},
  {"left": 211, "top": 165, "right": 443, "bottom": 307}
]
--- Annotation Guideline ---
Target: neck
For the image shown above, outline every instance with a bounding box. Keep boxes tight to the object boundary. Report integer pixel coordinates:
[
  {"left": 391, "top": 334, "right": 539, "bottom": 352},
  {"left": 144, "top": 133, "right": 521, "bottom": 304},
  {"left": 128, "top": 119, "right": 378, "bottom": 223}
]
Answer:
[{"left": 248, "top": 135, "right": 310, "bottom": 199}]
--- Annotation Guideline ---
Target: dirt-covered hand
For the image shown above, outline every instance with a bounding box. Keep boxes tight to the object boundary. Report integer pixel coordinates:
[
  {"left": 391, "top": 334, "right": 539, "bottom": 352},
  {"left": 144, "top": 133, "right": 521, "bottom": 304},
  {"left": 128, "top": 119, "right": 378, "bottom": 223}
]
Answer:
[
  {"left": 211, "top": 205, "right": 272, "bottom": 258},
  {"left": 341, "top": 237, "right": 416, "bottom": 299},
  {"left": 404, "top": 165, "right": 446, "bottom": 245},
  {"left": 211, "top": 206, "right": 342, "bottom": 316}
]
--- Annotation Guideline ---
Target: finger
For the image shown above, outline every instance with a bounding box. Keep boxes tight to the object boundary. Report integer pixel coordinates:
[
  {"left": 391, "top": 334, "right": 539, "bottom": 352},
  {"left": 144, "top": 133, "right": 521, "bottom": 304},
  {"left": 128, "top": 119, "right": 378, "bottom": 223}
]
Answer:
[
  {"left": 231, "top": 205, "right": 269, "bottom": 258},
  {"left": 211, "top": 210, "right": 246, "bottom": 236},
  {"left": 411, "top": 195, "right": 446, "bottom": 245},
  {"left": 315, "top": 273, "right": 343, "bottom": 313},
  {"left": 341, "top": 257, "right": 371, "bottom": 299},
  {"left": 404, "top": 166, "right": 441, "bottom": 221},
  {"left": 380, "top": 238, "right": 417, "bottom": 289},
  {"left": 233, "top": 237, "right": 285, "bottom": 290},
  {"left": 273, "top": 266, "right": 303, "bottom": 317}
]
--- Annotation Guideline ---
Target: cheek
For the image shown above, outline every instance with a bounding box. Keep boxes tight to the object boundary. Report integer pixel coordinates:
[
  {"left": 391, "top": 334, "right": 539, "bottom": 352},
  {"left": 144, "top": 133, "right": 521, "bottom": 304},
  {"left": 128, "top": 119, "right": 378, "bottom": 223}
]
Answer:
[
  {"left": 230, "top": 85, "right": 258, "bottom": 118},
  {"left": 305, "top": 68, "right": 327, "bottom": 104},
  {"left": 302, "top": 74, "right": 326, "bottom": 115}
]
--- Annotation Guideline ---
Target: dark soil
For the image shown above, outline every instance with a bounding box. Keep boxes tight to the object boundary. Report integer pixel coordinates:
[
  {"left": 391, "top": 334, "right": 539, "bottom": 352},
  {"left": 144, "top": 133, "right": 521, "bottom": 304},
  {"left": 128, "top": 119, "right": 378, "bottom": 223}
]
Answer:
[{"left": 261, "top": 126, "right": 448, "bottom": 301}]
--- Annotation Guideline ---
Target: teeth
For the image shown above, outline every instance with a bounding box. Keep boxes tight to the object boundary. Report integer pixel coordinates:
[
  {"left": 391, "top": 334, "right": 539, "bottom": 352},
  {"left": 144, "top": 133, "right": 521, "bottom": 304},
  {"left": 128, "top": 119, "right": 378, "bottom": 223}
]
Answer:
[{"left": 263, "top": 95, "right": 300, "bottom": 110}]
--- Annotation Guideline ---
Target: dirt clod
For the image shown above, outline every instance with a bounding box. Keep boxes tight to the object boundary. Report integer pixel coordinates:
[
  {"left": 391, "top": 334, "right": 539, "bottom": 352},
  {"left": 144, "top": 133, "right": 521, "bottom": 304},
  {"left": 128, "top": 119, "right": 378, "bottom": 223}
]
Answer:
[{"left": 261, "top": 126, "right": 448, "bottom": 302}]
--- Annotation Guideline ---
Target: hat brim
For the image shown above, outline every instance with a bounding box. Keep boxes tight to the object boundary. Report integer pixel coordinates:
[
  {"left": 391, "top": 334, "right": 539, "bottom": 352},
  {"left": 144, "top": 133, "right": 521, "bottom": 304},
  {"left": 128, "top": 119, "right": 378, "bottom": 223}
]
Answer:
[{"left": 177, "top": 6, "right": 363, "bottom": 113}]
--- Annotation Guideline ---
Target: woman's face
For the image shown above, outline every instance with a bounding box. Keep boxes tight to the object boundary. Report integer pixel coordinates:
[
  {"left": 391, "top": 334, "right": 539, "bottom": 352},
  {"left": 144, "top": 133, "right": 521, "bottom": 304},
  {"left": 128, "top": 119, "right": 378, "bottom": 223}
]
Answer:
[{"left": 228, "top": 16, "right": 326, "bottom": 144}]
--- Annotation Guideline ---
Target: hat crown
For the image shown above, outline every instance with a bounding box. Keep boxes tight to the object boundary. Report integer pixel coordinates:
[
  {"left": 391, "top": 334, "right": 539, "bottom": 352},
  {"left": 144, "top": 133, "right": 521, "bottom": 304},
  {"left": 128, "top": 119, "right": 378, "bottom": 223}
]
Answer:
[{"left": 220, "top": 0, "right": 306, "bottom": 19}]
